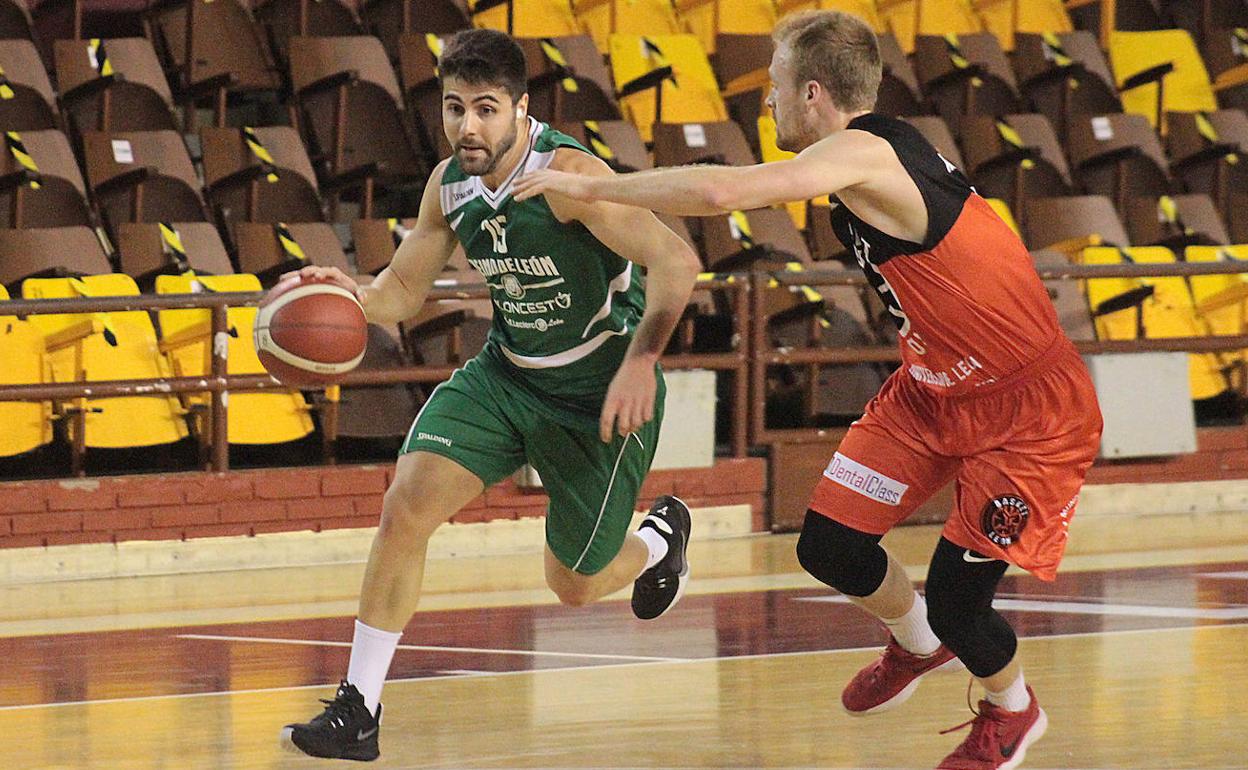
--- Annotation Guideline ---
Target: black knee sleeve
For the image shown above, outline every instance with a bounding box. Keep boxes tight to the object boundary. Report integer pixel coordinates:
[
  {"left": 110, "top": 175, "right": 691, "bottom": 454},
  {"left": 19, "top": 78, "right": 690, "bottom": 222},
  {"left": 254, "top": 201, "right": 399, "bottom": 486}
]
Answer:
[
  {"left": 795, "top": 510, "right": 888, "bottom": 597},
  {"left": 924, "top": 537, "right": 1016, "bottom": 678}
]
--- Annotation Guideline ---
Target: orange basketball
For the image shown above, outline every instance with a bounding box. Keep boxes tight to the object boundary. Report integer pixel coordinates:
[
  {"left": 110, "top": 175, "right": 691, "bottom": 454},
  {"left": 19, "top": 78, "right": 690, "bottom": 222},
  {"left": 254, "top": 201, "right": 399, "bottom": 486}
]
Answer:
[{"left": 253, "top": 276, "right": 368, "bottom": 387}]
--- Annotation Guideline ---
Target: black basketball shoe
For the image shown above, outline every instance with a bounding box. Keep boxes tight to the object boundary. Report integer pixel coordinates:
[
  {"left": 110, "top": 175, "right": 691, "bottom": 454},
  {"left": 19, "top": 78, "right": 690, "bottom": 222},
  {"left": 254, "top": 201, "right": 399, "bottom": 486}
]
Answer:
[
  {"left": 631, "top": 495, "right": 691, "bottom": 620},
  {"left": 280, "top": 681, "right": 381, "bottom": 761}
]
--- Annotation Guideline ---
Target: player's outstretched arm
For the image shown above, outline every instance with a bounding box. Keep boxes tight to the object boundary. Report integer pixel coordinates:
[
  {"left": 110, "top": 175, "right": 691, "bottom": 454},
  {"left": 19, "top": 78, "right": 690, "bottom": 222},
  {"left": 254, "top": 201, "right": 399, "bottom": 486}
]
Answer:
[
  {"left": 513, "top": 130, "right": 889, "bottom": 216},
  {"left": 544, "top": 149, "right": 702, "bottom": 442},
  {"left": 282, "top": 161, "right": 458, "bottom": 325}
]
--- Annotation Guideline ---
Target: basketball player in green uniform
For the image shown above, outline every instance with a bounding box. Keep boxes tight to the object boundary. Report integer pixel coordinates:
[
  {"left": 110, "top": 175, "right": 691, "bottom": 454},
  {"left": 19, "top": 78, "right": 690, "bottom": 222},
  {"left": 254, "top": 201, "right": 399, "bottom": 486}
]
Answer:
[{"left": 279, "top": 29, "right": 701, "bottom": 761}]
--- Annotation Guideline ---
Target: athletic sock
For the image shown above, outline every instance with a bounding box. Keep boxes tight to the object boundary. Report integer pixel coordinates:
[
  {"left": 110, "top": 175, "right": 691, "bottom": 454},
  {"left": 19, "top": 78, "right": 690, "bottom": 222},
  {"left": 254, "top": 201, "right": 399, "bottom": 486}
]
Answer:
[
  {"left": 346, "top": 619, "right": 402, "bottom": 715},
  {"left": 986, "top": 671, "right": 1030, "bottom": 712},
  {"left": 880, "top": 592, "right": 942, "bottom": 656},
  {"left": 636, "top": 526, "right": 669, "bottom": 571}
]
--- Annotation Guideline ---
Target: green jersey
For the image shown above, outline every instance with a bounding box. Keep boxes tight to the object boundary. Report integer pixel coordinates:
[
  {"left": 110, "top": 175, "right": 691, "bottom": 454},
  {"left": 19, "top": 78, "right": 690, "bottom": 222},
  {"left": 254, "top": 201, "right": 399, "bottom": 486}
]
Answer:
[{"left": 438, "top": 118, "right": 650, "bottom": 430}]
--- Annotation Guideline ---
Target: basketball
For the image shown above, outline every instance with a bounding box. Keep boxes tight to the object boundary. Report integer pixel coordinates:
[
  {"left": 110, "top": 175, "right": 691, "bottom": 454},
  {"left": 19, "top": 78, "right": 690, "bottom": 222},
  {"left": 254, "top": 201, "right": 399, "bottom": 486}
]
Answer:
[{"left": 254, "top": 275, "right": 368, "bottom": 387}]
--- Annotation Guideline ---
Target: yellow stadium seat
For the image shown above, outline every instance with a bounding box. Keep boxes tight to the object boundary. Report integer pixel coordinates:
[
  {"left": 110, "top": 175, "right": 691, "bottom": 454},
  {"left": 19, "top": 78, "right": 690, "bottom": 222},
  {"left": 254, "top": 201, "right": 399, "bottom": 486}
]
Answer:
[
  {"left": 1109, "top": 30, "right": 1218, "bottom": 132},
  {"left": 757, "top": 115, "right": 830, "bottom": 230},
  {"left": 0, "top": 284, "right": 52, "bottom": 458},
  {"left": 1082, "top": 246, "right": 1228, "bottom": 400},
  {"left": 879, "top": 0, "right": 981, "bottom": 54},
  {"left": 680, "top": 0, "right": 778, "bottom": 53},
  {"left": 985, "top": 198, "right": 1020, "bottom": 236},
  {"left": 22, "top": 274, "right": 190, "bottom": 450},
  {"left": 782, "top": 0, "right": 884, "bottom": 32},
  {"left": 975, "top": 0, "right": 1072, "bottom": 52},
  {"left": 470, "top": 0, "right": 581, "bottom": 37},
  {"left": 577, "top": 0, "right": 682, "bottom": 53},
  {"left": 155, "top": 273, "right": 314, "bottom": 446},
  {"left": 1185, "top": 245, "right": 1248, "bottom": 388},
  {"left": 609, "top": 34, "right": 727, "bottom": 141}
]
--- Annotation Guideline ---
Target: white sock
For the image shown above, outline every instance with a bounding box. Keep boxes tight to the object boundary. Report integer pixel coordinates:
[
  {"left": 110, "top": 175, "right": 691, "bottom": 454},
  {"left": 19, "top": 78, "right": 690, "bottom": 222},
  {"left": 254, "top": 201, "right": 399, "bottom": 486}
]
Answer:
[
  {"left": 880, "top": 592, "right": 941, "bottom": 656},
  {"left": 986, "top": 672, "right": 1030, "bottom": 712},
  {"left": 635, "top": 527, "right": 669, "bottom": 571},
  {"left": 346, "top": 619, "right": 402, "bottom": 715}
]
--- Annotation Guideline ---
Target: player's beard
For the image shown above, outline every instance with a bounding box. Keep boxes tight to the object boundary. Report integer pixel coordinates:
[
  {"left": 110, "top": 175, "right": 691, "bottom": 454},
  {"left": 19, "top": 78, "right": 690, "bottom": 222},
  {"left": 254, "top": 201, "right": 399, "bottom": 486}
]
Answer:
[{"left": 456, "top": 122, "right": 519, "bottom": 177}]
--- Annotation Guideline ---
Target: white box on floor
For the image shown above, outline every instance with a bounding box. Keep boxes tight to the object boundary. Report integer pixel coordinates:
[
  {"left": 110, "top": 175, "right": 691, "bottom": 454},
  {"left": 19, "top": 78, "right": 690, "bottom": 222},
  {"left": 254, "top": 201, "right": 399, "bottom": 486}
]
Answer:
[
  {"left": 516, "top": 368, "right": 718, "bottom": 487},
  {"left": 1085, "top": 352, "right": 1196, "bottom": 458}
]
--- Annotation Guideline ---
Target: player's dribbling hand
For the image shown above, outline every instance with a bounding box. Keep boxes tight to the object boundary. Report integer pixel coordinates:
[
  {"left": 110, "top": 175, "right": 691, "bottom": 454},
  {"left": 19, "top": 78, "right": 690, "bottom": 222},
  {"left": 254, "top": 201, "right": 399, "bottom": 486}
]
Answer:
[
  {"left": 513, "top": 169, "right": 596, "bottom": 203},
  {"left": 279, "top": 265, "right": 363, "bottom": 301},
  {"left": 599, "top": 356, "right": 657, "bottom": 443}
]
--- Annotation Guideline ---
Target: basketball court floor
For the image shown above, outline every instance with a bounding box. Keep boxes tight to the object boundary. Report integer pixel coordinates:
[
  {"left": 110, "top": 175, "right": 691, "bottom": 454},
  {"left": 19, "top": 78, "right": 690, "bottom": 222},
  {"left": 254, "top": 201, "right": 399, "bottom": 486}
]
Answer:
[{"left": 3, "top": 522, "right": 1247, "bottom": 769}]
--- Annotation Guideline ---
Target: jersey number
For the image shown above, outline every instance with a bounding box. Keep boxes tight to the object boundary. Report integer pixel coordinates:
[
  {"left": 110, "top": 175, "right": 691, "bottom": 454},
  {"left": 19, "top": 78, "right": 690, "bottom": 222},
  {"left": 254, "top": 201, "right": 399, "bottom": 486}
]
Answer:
[
  {"left": 849, "top": 223, "right": 923, "bottom": 354},
  {"left": 482, "top": 215, "right": 508, "bottom": 254}
]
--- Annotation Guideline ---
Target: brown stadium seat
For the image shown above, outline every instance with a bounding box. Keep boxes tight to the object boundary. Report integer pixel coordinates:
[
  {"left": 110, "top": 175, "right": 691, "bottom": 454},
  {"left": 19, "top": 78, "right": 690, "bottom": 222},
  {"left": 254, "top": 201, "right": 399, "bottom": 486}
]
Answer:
[
  {"left": 1166, "top": 109, "right": 1248, "bottom": 226},
  {"left": 144, "top": 0, "right": 282, "bottom": 130},
  {"left": 900, "top": 115, "right": 964, "bottom": 170},
  {"left": 351, "top": 216, "right": 413, "bottom": 275},
  {"left": 54, "top": 37, "right": 177, "bottom": 134},
  {"left": 0, "top": 128, "right": 93, "bottom": 228},
  {"left": 251, "top": 0, "right": 363, "bottom": 70},
  {"left": 912, "top": 32, "right": 1022, "bottom": 134},
  {"left": 519, "top": 35, "right": 620, "bottom": 124},
  {"left": 360, "top": 0, "right": 469, "bottom": 63},
  {"left": 1066, "top": 0, "right": 1163, "bottom": 38},
  {"left": 335, "top": 323, "right": 423, "bottom": 448},
  {"left": 396, "top": 30, "right": 451, "bottom": 165},
  {"left": 288, "top": 35, "right": 427, "bottom": 207},
  {"left": 232, "top": 220, "right": 351, "bottom": 284},
  {"left": 1011, "top": 31, "right": 1122, "bottom": 140},
  {"left": 401, "top": 255, "right": 493, "bottom": 369},
  {"left": 115, "top": 221, "right": 234, "bottom": 284},
  {"left": 1023, "top": 195, "right": 1130, "bottom": 257},
  {"left": 1123, "top": 194, "right": 1230, "bottom": 250},
  {"left": 0, "top": 0, "right": 36, "bottom": 44},
  {"left": 652, "top": 120, "right": 756, "bottom": 168},
  {"left": 0, "top": 39, "right": 59, "bottom": 130},
  {"left": 712, "top": 32, "right": 772, "bottom": 154},
  {"left": 958, "top": 114, "right": 1073, "bottom": 219},
  {"left": 0, "top": 224, "right": 113, "bottom": 290},
  {"left": 1030, "top": 249, "right": 1095, "bottom": 342},
  {"left": 876, "top": 31, "right": 925, "bottom": 117},
  {"left": 552, "top": 119, "right": 651, "bottom": 173},
  {"left": 80, "top": 129, "right": 209, "bottom": 237},
  {"left": 1066, "top": 113, "right": 1174, "bottom": 212},
  {"left": 1198, "top": 27, "right": 1248, "bottom": 113},
  {"left": 878, "top": 0, "right": 982, "bottom": 55}
]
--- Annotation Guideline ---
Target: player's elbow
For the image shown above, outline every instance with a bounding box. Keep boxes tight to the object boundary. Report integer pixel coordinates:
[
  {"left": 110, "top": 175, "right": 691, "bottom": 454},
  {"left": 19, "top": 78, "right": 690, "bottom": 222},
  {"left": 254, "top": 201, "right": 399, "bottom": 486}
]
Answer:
[{"left": 701, "top": 179, "right": 743, "bottom": 213}]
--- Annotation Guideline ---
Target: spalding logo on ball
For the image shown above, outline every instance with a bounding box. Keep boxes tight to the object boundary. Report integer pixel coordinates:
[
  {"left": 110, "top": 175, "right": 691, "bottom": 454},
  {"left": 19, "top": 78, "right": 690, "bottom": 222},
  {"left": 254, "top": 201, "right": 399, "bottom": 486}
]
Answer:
[{"left": 254, "top": 276, "right": 369, "bottom": 387}]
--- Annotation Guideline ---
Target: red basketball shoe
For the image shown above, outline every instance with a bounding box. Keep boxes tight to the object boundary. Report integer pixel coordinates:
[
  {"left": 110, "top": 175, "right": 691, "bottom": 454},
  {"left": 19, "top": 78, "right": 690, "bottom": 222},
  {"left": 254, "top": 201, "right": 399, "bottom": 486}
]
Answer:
[
  {"left": 842, "top": 636, "right": 963, "bottom": 715},
  {"left": 936, "top": 685, "right": 1047, "bottom": 770}
]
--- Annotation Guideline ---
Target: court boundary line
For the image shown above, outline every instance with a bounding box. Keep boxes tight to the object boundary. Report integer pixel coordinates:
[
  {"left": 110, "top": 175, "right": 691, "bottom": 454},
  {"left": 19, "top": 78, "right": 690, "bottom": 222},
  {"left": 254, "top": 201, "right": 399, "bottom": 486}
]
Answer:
[{"left": 2, "top": 622, "right": 1244, "bottom": 713}]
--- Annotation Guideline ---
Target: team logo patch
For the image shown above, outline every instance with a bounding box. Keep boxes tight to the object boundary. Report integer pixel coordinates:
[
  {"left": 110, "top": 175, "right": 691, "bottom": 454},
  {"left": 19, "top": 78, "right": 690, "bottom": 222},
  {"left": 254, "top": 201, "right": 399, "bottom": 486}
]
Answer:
[
  {"left": 501, "top": 274, "right": 525, "bottom": 299},
  {"left": 981, "top": 494, "right": 1030, "bottom": 547}
]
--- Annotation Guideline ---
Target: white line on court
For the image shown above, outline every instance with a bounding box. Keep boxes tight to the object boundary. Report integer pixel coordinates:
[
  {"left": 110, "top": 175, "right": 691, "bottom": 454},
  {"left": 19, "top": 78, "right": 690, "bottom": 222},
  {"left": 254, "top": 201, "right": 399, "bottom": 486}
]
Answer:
[
  {"left": 794, "top": 594, "right": 1248, "bottom": 619},
  {"left": 1, "top": 622, "right": 1243, "bottom": 713}
]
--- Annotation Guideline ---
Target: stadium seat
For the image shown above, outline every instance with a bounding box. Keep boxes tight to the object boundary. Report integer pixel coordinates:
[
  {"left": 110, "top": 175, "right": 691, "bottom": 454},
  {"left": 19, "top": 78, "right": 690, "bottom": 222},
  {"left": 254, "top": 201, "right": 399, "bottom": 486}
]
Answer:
[
  {"left": 360, "top": 0, "right": 469, "bottom": 63},
  {"left": 0, "top": 283, "right": 52, "bottom": 459},
  {"left": 879, "top": 0, "right": 982, "bottom": 55},
  {"left": 608, "top": 33, "right": 727, "bottom": 142},
  {"left": 351, "top": 217, "right": 413, "bottom": 275},
  {"left": 334, "top": 323, "right": 422, "bottom": 446},
  {"left": 578, "top": 0, "right": 682, "bottom": 53},
  {"left": 21, "top": 273, "right": 191, "bottom": 458},
  {"left": 1109, "top": 29, "right": 1218, "bottom": 132},
  {"left": 552, "top": 119, "right": 650, "bottom": 172},
  {"left": 900, "top": 114, "right": 964, "bottom": 168},
  {"left": 115, "top": 221, "right": 235, "bottom": 284},
  {"left": 1166, "top": 109, "right": 1248, "bottom": 221},
  {"left": 396, "top": 31, "right": 452, "bottom": 165},
  {"left": 470, "top": 0, "right": 580, "bottom": 37},
  {"left": 1081, "top": 245, "right": 1229, "bottom": 401},
  {"left": 154, "top": 271, "right": 314, "bottom": 447},
  {"left": 0, "top": 225, "right": 113, "bottom": 290},
  {"left": 0, "top": 38, "right": 59, "bottom": 130},
  {"left": 958, "top": 113, "right": 1072, "bottom": 217},
  {"left": 288, "top": 35, "right": 427, "bottom": 205},
  {"left": 757, "top": 114, "right": 832, "bottom": 242},
  {"left": 232, "top": 220, "right": 351, "bottom": 283},
  {"left": 1066, "top": 113, "right": 1173, "bottom": 212},
  {"left": 875, "top": 31, "right": 925, "bottom": 116},
  {"left": 1185, "top": 244, "right": 1248, "bottom": 390},
  {"left": 1012, "top": 31, "right": 1121, "bottom": 140},
  {"left": 519, "top": 35, "right": 620, "bottom": 124},
  {"left": 252, "top": 0, "right": 364, "bottom": 70},
  {"left": 0, "top": 128, "right": 94, "bottom": 228},
  {"left": 711, "top": 32, "right": 772, "bottom": 152},
  {"left": 680, "top": 0, "right": 777, "bottom": 54},
  {"left": 1066, "top": 0, "right": 1163, "bottom": 40},
  {"left": 912, "top": 32, "right": 1021, "bottom": 132},
  {"left": 653, "top": 120, "right": 756, "bottom": 167},
  {"left": 1030, "top": 249, "right": 1094, "bottom": 341},
  {"left": 1123, "top": 194, "right": 1230, "bottom": 249},
  {"left": 1023, "top": 195, "right": 1129, "bottom": 256},
  {"left": 0, "top": 0, "right": 36, "bottom": 45},
  {"left": 779, "top": 0, "right": 883, "bottom": 32},
  {"left": 1198, "top": 26, "right": 1248, "bottom": 113},
  {"left": 54, "top": 38, "right": 177, "bottom": 135},
  {"left": 974, "top": 0, "right": 1072, "bottom": 52},
  {"left": 80, "top": 129, "right": 210, "bottom": 238}
]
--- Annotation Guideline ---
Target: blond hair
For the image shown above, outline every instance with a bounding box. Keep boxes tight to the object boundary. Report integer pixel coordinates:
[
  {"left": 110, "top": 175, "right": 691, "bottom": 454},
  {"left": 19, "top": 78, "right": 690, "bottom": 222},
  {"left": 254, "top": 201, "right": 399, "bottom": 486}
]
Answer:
[{"left": 772, "top": 10, "right": 882, "bottom": 112}]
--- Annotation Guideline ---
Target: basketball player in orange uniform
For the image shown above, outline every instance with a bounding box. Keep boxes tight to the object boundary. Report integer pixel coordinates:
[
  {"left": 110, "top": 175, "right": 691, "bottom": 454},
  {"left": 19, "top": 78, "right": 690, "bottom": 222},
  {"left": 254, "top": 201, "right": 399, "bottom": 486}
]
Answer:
[{"left": 515, "top": 10, "right": 1102, "bottom": 769}]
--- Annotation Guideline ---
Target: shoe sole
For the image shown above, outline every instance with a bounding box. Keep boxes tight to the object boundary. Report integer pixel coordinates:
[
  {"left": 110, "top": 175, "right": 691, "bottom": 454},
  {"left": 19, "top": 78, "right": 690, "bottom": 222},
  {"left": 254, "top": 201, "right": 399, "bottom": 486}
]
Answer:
[
  {"left": 843, "top": 654, "right": 965, "bottom": 717},
  {"left": 999, "top": 707, "right": 1047, "bottom": 770},
  {"left": 278, "top": 726, "right": 379, "bottom": 762}
]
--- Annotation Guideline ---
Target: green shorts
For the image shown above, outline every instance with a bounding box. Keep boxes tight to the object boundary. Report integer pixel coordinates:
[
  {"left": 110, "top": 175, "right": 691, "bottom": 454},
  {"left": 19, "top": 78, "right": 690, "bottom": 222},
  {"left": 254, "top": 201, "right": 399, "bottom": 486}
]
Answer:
[{"left": 401, "top": 349, "right": 665, "bottom": 575}]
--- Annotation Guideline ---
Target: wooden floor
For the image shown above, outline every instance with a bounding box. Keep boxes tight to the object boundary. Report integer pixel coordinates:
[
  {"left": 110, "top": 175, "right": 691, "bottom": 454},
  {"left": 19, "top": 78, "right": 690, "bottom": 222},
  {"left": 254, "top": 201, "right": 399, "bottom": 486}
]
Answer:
[{"left": 4, "top": 524, "right": 1248, "bottom": 769}]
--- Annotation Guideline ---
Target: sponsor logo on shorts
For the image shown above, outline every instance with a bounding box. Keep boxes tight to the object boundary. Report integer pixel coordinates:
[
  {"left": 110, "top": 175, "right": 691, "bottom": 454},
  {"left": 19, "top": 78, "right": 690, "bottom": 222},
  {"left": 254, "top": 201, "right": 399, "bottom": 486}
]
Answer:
[
  {"left": 417, "top": 432, "right": 452, "bottom": 448},
  {"left": 982, "top": 494, "right": 1030, "bottom": 547},
  {"left": 822, "top": 453, "right": 908, "bottom": 506}
]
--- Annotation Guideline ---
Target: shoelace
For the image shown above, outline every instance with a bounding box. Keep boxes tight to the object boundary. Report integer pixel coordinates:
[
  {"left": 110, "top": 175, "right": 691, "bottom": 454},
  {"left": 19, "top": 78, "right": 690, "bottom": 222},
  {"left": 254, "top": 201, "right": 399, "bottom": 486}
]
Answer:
[
  {"left": 938, "top": 681, "right": 1005, "bottom": 760},
  {"left": 316, "top": 685, "right": 360, "bottom": 729}
]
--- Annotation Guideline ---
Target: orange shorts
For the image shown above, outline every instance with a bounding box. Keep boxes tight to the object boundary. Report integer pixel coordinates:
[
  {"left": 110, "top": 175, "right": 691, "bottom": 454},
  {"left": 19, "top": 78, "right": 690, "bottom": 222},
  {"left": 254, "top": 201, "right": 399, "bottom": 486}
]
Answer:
[{"left": 808, "top": 339, "right": 1103, "bottom": 581}]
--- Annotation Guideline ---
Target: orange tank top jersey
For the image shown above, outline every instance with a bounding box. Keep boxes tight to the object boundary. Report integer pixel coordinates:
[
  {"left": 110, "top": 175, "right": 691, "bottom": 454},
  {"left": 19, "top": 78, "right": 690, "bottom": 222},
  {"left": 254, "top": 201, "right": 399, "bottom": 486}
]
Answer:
[{"left": 831, "top": 114, "right": 1064, "bottom": 397}]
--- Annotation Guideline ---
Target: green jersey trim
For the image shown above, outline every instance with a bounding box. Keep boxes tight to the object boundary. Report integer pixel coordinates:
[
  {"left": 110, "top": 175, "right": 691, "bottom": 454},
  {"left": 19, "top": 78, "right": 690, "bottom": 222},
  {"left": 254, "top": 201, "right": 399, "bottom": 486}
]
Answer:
[{"left": 499, "top": 326, "right": 630, "bottom": 369}]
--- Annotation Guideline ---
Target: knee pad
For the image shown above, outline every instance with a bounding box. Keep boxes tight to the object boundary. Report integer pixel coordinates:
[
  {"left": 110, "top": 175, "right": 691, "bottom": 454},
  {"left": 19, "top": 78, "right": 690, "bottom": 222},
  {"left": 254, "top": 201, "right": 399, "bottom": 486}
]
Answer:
[
  {"left": 795, "top": 510, "right": 888, "bottom": 597},
  {"left": 925, "top": 537, "right": 1016, "bottom": 677}
]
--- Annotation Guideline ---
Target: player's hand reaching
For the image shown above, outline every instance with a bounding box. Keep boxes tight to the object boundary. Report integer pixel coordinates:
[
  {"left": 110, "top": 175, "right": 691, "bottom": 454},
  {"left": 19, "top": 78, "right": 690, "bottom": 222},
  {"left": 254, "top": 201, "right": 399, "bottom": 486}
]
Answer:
[
  {"left": 600, "top": 355, "right": 657, "bottom": 443},
  {"left": 279, "top": 265, "right": 364, "bottom": 301},
  {"left": 513, "top": 169, "right": 597, "bottom": 203}
]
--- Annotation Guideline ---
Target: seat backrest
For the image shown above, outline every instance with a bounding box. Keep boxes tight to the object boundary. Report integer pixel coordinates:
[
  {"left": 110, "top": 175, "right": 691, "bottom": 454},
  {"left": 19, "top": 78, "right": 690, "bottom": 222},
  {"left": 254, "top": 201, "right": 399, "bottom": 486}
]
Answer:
[
  {"left": 1166, "top": 109, "right": 1248, "bottom": 164},
  {"left": 959, "top": 113, "right": 1071, "bottom": 182},
  {"left": 473, "top": 0, "right": 580, "bottom": 38},
  {"left": 252, "top": 0, "right": 363, "bottom": 67},
  {"left": 81, "top": 129, "right": 201, "bottom": 195},
  {"left": 1184, "top": 244, "right": 1248, "bottom": 337},
  {"left": 552, "top": 120, "right": 651, "bottom": 172},
  {"left": 0, "top": 280, "right": 51, "bottom": 457},
  {"left": 351, "top": 217, "right": 413, "bottom": 275},
  {"left": 155, "top": 271, "right": 264, "bottom": 374},
  {"left": 520, "top": 35, "right": 620, "bottom": 123},
  {"left": 1124, "top": 194, "right": 1230, "bottom": 247},
  {"left": 681, "top": 0, "right": 776, "bottom": 52},
  {"left": 1, "top": 128, "right": 86, "bottom": 195},
  {"left": 116, "top": 221, "right": 235, "bottom": 279},
  {"left": 977, "top": 0, "right": 1071, "bottom": 52},
  {"left": 54, "top": 38, "right": 174, "bottom": 108},
  {"left": 608, "top": 34, "right": 726, "bottom": 141},
  {"left": 0, "top": 226, "right": 112, "bottom": 289},
  {"left": 233, "top": 221, "right": 350, "bottom": 280},
  {"left": 701, "top": 207, "right": 812, "bottom": 269},
  {"left": 1023, "top": 195, "right": 1129, "bottom": 251},
  {"left": 579, "top": 0, "right": 682, "bottom": 53},
  {"left": 289, "top": 34, "right": 402, "bottom": 107},
  {"left": 150, "top": 0, "right": 280, "bottom": 91},
  {"left": 1066, "top": 113, "right": 1169, "bottom": 174},
  {"left": 900, "top": 115, "right": 965, "bottom": 169},
  {"left": 882, "top": 0, "right": 983, "bottom": 54},
  {"left": 653, "top": 120, "right": 756, "bottom": 168},
  {"left": 1109, "top": 29, "right": 1217, "bottom": 129},
  {"left": 0, "top": 38, "right": 57, "bottom": 129},
  {"left": 200, "top": 125, "right": 319, "bottom": 192},
  {"left": 913, "top": 31, "right": 1018, "bottom": 92}
]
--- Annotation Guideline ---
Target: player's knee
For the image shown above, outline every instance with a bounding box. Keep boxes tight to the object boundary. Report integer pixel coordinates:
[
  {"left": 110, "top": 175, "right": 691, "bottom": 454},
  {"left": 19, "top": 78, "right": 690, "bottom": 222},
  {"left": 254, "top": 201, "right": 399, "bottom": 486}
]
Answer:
[
  {"left": 378, "top": 472, "right": 441, "bottom": 537},
  {"left": 924, "top": 537, "right": 1016, "bottom": 676},
  {"left": 548, "top": 572, "right": 595, "bottom": 607},
  {"left": 795, "top": 510, "right": 888, "bottom": 597}
]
